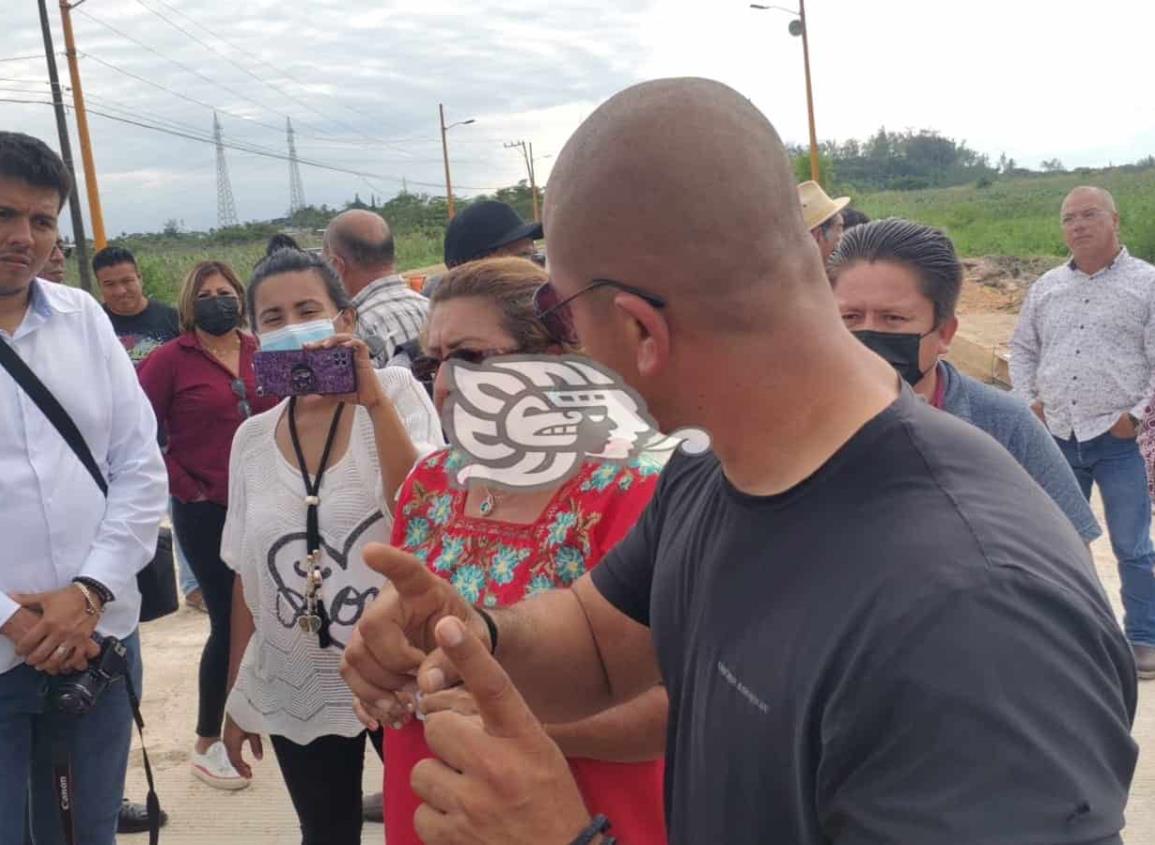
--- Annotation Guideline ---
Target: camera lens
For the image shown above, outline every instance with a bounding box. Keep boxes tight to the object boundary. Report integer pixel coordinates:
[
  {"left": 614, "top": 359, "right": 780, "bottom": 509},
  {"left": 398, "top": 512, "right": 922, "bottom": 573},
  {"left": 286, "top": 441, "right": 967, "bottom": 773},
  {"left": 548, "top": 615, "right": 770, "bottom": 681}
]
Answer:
[{"left": 54, "top": 686, "right": 94, "bottom": 717}]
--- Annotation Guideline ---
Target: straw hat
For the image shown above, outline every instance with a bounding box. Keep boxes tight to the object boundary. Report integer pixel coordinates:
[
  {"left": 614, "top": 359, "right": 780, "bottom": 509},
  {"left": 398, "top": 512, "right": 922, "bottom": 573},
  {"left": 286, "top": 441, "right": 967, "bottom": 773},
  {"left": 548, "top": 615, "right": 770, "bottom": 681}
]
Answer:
[{"left": 797, "top": 181, "right": 850, "bottom": 231}]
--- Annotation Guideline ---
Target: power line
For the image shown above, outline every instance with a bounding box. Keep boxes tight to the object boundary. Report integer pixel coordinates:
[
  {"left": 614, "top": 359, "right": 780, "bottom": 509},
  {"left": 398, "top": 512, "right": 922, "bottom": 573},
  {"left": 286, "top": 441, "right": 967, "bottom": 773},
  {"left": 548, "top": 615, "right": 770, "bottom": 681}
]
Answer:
[
  {"left": 75, "top": 8, "right": 343, "bottom": 142},
  {"left": 130, "top": 0, "right": 419, "bottom": 158},
  {"left": 0, "top": 55, "right": 44, "bottom": 63},
  {"left": 144, "top": 0, "right": 403, "bottom": 142}
]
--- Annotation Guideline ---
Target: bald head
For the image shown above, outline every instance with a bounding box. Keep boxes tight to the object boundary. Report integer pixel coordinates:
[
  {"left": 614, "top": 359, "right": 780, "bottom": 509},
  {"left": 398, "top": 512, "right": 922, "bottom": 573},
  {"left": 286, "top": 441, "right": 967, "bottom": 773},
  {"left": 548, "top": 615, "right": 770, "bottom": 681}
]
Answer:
[
  {"left": 324, "top": 209, "right": 395, "bottom": 294},
  {"left": 1062, "top": 186, "right": 1117, "bottom": 215},
  {"left": 544, "top": 77, "right": 825, "bottom": 332}
]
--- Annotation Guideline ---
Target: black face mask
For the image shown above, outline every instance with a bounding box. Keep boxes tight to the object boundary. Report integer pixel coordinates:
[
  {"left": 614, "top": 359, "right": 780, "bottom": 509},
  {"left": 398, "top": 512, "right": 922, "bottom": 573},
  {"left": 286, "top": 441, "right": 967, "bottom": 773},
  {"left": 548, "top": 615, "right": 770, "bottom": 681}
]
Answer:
[
  {"left": 852, "top": 329, "right": 933, "bottom": 386},
  {"left": 194, "top": 296, "right": 240, "bottom": 336}
]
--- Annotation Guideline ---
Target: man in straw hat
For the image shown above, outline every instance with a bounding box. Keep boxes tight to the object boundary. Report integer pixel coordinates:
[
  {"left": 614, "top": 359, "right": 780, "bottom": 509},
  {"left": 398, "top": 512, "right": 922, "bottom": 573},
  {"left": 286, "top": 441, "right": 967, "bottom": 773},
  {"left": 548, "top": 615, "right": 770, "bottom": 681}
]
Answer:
[{"left": 798, "top": 179, "right": 850, "bottom": 264}]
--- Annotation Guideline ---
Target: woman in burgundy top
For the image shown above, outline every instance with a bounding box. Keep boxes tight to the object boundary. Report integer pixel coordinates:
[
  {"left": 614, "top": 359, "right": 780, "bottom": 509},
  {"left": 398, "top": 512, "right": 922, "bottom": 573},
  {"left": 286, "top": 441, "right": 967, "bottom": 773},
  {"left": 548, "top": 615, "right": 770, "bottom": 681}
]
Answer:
[{"left": 139, "top": 260, "right": 277, "bottom": 790}]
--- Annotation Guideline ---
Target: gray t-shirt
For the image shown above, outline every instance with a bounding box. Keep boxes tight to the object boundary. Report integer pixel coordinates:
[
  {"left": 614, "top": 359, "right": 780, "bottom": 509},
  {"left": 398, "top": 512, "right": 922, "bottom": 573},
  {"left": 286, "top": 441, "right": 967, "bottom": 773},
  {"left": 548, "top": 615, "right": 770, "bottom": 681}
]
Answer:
[
  {"left": 938, "top": 360, "right": 1101, "bottom": 542},
  {"left": 593, "top": 389, "right": 1136, "bottom": 845}
]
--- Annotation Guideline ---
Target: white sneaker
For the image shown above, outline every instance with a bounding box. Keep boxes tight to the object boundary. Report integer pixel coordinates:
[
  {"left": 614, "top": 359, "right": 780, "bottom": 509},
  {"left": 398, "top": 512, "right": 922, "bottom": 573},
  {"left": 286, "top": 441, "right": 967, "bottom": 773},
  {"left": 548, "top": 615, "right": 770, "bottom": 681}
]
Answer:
[{"left": 191, "top": 741, "right": 251, "bottom": 791}]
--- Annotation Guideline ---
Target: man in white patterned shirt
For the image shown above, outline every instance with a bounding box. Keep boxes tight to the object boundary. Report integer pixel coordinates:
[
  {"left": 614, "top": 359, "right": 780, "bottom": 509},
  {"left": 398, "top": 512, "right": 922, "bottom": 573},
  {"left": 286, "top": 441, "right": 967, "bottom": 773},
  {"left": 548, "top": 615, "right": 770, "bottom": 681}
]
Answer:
[
  {"left": 1011, "top": 186, "right": 1155, "bottom": 678},
  {"left": 323, "top": 209, "right": 429, "bottom": 368}
]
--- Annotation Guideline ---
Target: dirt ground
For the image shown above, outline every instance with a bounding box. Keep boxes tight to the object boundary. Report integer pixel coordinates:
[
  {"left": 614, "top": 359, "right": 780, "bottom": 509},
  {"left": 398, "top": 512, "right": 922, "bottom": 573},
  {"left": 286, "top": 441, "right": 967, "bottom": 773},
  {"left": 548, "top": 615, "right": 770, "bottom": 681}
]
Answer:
[{"left": 122, "top": 498, "right": 1154, "bottom": 844}]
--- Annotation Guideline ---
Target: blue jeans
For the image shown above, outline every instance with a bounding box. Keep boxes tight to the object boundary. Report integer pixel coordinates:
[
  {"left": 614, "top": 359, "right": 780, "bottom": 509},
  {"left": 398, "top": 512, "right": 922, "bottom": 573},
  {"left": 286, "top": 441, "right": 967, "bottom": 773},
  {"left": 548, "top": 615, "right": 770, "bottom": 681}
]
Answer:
[
  {"left": 0, "top": 631, "right": 142, "bottom": 845},
  {"left": 1058, "top": 432, "right": 1155, "bottom": 645}
]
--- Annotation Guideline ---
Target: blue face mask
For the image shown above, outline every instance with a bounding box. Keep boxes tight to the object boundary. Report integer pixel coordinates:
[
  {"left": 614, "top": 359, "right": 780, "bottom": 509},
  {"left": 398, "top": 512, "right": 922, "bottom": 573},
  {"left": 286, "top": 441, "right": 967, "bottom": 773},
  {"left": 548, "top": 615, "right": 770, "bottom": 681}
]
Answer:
[{"left": 258, "top": 319, "right": 336, "bottom": 351}]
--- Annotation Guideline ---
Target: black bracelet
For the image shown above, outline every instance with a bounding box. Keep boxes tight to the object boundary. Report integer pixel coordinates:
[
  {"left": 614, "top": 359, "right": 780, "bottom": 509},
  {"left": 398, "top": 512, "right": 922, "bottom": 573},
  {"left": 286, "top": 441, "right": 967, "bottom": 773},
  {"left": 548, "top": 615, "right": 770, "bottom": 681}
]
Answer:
[
  {"left": 73, "top": 577, "right": 114, "bottom": 605},
  {"left": 570, "top": 814, "right": 613, "bottom": 845},
  {"left": 474, "top": 606, "right": 499, "bottom": 655}
]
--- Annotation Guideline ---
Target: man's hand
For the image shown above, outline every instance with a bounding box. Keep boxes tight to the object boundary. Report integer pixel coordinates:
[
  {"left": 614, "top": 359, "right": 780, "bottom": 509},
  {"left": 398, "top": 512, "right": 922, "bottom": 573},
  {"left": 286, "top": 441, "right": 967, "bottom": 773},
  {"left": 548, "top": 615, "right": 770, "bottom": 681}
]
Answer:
[
  {"left": 410, "top": 617, "right": 592, "bottom": 845},
  {"left": 11, "top": 587, "right": 100, "bottom": 675},
  {"left": 340, "top": 544, "right": 489, "bottom": 728},
  {"left": 1110, "top": 413, "right": 1140, "bottom": 439},
  {"left": 222, "top": 714, "right": 262, "bottom": 780},
  {"left": 1030, "top": 401, "right": 1046, "bottom": 425},
  {"left": 1, "top": 607, "right": 42, "bottom": 648}
]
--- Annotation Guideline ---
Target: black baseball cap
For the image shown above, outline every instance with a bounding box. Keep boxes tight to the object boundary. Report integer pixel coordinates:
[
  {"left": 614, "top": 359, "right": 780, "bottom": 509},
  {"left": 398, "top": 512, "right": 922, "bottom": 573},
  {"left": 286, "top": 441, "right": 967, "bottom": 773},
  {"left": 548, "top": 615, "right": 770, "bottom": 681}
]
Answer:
[{"left": 443, "top": 200, "right": 543, "bottom": 267}]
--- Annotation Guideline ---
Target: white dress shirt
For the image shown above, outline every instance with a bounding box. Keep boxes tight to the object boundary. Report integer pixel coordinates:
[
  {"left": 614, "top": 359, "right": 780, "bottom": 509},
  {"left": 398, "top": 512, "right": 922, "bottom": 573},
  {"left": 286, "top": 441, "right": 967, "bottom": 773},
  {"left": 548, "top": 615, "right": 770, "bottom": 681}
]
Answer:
[
  {"left": 1010, "top": 248, "right": 1155, "bottom": 441},
  {"left": 0, "top": 280, "right": 168, "bottom": 674}
]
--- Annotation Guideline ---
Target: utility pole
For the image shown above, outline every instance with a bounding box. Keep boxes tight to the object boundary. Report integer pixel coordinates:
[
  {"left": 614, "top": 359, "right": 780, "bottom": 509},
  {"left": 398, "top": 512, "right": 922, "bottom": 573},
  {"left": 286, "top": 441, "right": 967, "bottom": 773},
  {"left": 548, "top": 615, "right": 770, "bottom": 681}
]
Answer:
[
  {"left": 38, "top": 0, "right": 93, "bottom": 292},
  {"left": 439, "top": 104, "right": 456, "bottom": 220},
  {"left": 751, "top": 2, "right": 821, "bottom": 183},
  {"left": 438, "top": 104, "right": 475, "bottom": 221},
  {"left": 798, "top": 0, "right": 821, "bottom": 183},
  {"left": 59, "top": 0, "right": 106, "bottom": 250},
  {"left": 504, "top": 140, "right": 540, "bottom": 222}
]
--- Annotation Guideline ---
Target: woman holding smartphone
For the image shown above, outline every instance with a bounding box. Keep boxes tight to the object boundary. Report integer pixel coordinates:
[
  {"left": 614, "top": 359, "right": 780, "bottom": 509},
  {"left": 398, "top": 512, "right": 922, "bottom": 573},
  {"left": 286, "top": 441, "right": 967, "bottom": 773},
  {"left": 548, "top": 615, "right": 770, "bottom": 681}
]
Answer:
[
  {"left": 139, "top": 260, "right": 279, "bottom": 789},
  {"left": 219, "top": 249, "right": 441, "bottom": 845}
]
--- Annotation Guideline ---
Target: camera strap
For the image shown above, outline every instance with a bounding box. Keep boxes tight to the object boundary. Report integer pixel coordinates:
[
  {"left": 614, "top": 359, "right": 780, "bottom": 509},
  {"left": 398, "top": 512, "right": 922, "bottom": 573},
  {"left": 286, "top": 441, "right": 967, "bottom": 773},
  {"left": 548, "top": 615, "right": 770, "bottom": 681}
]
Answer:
[
  {"left": 124, "top": 670, "right": 162, "bottom": 845},
  {"left": 0, "top": 336, "right": 108, "bottom": 495},
  {"left": 50, "top": 670, "right": 160, "bottom": 845}
]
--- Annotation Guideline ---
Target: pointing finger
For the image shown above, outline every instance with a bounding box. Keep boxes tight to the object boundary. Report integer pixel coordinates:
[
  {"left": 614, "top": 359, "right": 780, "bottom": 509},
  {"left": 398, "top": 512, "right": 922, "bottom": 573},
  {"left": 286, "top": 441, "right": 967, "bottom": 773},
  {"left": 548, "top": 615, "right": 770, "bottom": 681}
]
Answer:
[
  {"left": 361, "top": 543, "right": 443, "bottom": 601},
  {"left": 433, "top": 616, "right": 540, "bottom": 740}
]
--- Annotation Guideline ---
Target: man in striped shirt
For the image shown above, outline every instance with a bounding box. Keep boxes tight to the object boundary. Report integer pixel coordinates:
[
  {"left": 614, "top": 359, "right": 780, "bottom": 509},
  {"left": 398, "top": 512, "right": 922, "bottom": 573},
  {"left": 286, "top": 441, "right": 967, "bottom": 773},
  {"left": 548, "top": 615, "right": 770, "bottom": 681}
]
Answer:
[{"left": 324, "top": 209, "right": 429, "bottom": 368}]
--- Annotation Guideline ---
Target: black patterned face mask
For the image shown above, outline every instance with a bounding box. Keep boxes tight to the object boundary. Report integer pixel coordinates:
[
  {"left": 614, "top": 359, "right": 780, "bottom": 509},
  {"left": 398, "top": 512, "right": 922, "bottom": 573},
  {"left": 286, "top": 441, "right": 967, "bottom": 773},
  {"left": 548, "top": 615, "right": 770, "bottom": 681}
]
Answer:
[{"left": 852, "top": 329, "right": 932, "bottom": 386}]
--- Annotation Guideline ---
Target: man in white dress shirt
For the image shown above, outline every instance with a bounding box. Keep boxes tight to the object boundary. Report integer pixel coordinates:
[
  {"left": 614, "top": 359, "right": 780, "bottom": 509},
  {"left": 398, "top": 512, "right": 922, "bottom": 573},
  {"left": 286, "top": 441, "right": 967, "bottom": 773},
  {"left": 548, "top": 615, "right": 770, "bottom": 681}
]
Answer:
[{"left": 0, "top": 132, "right": 167, "bottom": 844}]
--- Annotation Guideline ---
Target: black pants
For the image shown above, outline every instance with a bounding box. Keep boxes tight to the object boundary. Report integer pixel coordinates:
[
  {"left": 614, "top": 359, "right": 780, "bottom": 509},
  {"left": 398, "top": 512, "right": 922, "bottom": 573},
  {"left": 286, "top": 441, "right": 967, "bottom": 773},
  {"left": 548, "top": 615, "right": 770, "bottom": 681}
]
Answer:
[
  {"left": 170, "top": 499, "right": 232, "bottom": 739},
  {"left": 271, "top": 730, "right": 384, "bottom": 845}
]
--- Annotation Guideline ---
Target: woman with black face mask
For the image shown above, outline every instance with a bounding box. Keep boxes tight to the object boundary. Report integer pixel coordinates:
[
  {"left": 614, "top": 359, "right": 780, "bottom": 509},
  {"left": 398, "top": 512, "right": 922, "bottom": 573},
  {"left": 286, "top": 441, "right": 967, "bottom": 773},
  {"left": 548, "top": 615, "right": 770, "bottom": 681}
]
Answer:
[{"left": 139, "top": 260, "right": 279, "bottom": 791}]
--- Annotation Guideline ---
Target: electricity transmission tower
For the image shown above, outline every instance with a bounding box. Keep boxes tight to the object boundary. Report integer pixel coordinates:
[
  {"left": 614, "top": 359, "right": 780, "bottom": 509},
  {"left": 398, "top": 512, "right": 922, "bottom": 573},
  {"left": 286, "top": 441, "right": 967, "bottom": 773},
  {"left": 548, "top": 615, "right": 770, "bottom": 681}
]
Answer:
[
  {"left": 213, "top": 112, "right": 238, "bottom": 228},
  {"left": 286, "top": 117, "right": 306, "bottom": 215}
]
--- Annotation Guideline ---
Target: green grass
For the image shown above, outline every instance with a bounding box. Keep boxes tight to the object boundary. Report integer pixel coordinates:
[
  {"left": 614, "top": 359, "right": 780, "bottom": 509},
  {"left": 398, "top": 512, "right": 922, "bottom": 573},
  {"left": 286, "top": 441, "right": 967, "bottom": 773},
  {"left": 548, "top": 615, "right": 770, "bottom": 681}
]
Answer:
[
  {"left": 65, "top": 229, "right": 444, "bottom": 306},
  {"left": 855, "top": 167, "right": 1155, "bottom": 261},
  {"left": 63, "top": 167, "right": 1155, "bottom": 303}
]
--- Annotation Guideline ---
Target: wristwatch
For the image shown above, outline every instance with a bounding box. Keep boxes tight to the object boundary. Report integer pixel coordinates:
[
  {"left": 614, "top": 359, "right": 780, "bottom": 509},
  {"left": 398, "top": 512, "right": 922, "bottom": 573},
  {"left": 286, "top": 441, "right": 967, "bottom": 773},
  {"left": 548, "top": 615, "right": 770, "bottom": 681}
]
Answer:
[{"left": 1129, "top": 413, "right": 1143, "bottom": 433}]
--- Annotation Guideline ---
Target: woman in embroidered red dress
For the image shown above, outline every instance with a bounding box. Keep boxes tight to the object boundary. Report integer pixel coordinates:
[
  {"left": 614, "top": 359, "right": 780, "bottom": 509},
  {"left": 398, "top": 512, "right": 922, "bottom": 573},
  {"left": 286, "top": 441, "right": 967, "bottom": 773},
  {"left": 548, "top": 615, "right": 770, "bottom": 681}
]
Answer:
[{"left": 378, "top": 257, "right": 669, "bottom": 845}]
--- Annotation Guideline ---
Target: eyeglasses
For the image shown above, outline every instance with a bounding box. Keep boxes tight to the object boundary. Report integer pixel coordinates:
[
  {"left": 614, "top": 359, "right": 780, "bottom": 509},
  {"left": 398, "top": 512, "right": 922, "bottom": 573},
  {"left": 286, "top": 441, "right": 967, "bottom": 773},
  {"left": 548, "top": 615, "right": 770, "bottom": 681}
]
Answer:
[
  {"left": 411, "top": 347, "right": 521, "bottom": 384},
  {"left": 532, "top": 279, "right": 667, "bottom": 345},
  {"left": 231, "top": 378, "right": 252, "bottom": 418},
  {"left": 1061, "top": 209, "right": 1110, "bottom": 226}
]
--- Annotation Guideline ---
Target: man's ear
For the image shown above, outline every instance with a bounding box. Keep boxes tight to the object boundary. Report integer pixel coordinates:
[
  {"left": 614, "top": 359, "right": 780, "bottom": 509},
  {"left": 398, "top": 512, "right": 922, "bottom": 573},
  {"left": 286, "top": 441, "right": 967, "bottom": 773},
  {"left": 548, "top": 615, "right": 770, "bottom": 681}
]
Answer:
[
  {"left": 935, "top": 315, "right": 960, "bottom": 356},
  {"left": 613, "top": 293, "right": 670, "bottom": 379}
]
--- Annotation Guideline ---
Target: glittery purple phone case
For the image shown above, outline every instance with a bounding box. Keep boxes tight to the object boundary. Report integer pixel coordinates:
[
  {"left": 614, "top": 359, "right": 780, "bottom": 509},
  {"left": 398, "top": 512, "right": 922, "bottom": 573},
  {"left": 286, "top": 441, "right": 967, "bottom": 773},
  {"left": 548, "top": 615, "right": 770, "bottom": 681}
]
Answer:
[{"left": 253, "top": 348, "right": 358, "bottom": 397}]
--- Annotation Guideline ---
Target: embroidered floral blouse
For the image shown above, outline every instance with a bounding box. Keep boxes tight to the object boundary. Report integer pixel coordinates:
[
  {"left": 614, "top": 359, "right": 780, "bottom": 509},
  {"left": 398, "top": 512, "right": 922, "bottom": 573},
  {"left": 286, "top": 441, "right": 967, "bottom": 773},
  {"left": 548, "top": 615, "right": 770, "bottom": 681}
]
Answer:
[
  {"left": 382, "top": 447, "right": 670, "bottom": 845},
  {"left": 396, "top": 448, "right": 668, "bottom": 605}
]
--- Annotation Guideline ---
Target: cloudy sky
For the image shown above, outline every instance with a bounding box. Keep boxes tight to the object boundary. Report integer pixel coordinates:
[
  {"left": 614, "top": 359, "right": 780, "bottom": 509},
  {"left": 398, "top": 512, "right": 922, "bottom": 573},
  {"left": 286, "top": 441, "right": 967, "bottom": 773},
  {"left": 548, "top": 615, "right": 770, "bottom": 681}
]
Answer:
[{"left": 4, "top": 0, "right": 1153, "bottom": 237}]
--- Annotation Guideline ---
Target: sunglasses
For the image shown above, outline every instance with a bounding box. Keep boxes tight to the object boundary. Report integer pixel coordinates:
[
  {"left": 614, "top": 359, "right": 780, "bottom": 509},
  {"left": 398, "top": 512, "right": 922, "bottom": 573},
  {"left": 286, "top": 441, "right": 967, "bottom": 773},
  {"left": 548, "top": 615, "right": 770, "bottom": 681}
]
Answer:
[
  {"left": 411, "top": 347, "right": 521, "bottom": 384},
  {"left": 231, "top": 378, "right": 252, "bottom": 419},
  {"left": 533, "top": 279, "right": 667, "bottom": 345}
]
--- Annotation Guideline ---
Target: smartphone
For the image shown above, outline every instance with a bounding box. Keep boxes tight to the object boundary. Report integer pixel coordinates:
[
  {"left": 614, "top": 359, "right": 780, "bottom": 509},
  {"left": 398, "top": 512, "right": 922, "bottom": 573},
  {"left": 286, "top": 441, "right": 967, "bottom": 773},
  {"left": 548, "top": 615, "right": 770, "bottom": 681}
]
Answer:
[{"left": 253, "top": 347, "right": 358, "bottom": 397}]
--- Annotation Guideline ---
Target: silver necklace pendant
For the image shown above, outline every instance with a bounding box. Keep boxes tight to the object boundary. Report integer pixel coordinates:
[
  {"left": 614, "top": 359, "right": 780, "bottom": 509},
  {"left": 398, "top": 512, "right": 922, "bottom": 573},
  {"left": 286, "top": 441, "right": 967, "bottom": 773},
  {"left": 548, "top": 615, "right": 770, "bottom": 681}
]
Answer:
[
  {"left": 479, "top": 489, "right": 495, "bottom": 516},
  {"left": 299, "top": 559, "right": 323, "bottom": 634}
]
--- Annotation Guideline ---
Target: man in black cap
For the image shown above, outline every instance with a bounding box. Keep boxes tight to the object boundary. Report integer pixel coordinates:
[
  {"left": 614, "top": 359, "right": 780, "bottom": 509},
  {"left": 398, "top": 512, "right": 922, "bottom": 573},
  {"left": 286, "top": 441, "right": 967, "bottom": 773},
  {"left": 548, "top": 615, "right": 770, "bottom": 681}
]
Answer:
[{"left": 424, "top": 201, "right": 544, "bottom": 298}]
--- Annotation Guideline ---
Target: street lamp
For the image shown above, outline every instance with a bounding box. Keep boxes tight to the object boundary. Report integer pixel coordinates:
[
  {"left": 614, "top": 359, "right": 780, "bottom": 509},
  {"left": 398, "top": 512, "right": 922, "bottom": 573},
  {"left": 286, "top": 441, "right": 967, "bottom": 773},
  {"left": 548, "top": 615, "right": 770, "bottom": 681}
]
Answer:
[
  {"left": 439, "top": 104, "right": 476, "bottom": 220},
  {"left": 751, "top": 1, "right": 821, "bottom": 183}
]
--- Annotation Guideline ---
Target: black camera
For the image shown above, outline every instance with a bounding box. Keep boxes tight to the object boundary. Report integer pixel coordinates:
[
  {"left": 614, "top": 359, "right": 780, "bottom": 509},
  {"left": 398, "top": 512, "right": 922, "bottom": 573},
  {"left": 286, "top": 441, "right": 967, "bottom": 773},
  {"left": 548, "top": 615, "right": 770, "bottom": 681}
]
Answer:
[{"left": 49, "top": 635, "right": 129, "bottom": 717}]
